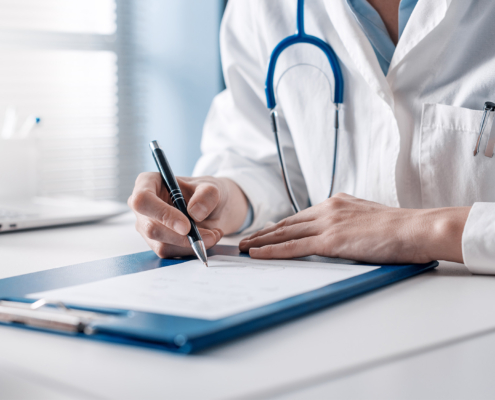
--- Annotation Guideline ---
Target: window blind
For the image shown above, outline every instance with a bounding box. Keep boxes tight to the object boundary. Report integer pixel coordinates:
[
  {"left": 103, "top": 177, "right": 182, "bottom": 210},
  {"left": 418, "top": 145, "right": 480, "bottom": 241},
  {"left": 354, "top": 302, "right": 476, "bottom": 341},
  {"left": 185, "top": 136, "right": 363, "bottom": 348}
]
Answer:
[{"left": 0, "top": 0, "right": 144, "bottom": 201}]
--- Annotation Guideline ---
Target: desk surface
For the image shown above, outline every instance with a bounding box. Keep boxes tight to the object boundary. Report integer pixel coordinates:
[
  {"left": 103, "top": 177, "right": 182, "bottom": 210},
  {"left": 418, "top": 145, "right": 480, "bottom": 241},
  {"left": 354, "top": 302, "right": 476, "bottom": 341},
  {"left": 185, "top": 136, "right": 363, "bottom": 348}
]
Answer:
[{"left": 1, "top": 212, "right": 495, "bottom": 399}]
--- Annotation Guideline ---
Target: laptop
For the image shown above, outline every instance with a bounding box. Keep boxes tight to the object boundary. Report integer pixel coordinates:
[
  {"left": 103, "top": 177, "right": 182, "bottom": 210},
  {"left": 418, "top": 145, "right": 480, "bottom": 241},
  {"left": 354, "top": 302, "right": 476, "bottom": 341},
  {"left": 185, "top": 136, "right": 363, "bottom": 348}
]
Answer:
[{"left": 0, "top": 196, "right": 128, "bottom": 233}]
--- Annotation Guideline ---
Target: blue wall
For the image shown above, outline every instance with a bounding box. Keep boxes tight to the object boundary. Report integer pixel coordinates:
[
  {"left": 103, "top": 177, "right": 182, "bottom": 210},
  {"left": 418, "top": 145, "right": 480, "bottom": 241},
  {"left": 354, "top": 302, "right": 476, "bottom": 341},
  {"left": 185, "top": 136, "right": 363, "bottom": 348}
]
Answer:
[{"left": 137, "top": 0, "right": 224, "bottom": 176}]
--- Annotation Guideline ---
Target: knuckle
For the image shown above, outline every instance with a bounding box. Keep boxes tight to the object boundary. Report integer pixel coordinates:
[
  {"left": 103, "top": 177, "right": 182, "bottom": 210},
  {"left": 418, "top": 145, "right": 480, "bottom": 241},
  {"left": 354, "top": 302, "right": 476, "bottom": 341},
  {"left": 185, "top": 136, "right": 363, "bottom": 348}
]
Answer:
[
  {"left": 129, "top": 191, "right": 147, "bottom": 212},
  {"left": 200, "top": 184, "right": 220, "bottom": 205},
  {"left": 135, "top": 172, "right": 155, "bottom": 186},
  {"left": 134, "top": 172, "right": 146, "bottom": 185},
  {"left": 326, "top": 196, "right": 346, "bottom": 211},
  {"left": 159, "top": 206, "right": 173, "bottom": 224},
  {"left": 143, "top": 220, "right": 158, "bottom": 239},
  {"left": 274, "top": 226, "right": 286, "bottom": 237},
  {"left": 155, "top": 244, "right": 171, "bottom": 259},
  {"left": 284, "top": 240, "right": 298, "bottom": 252},
  {"left": 260, "top": 245, "right": 274, "bottom": 256},
  {"left": 145, "top": 171, "right": 158, "bottom": 179},
  {"left": 203, "top": 183, "right": 218, "bottom": 196}
]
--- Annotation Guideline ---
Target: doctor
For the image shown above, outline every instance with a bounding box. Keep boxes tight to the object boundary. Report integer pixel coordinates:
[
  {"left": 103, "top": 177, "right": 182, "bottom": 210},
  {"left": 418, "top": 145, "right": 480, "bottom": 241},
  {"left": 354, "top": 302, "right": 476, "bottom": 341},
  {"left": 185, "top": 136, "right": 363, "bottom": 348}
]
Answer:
[{"left": 129, "top": 0, "right": 495, "bottom": 274}]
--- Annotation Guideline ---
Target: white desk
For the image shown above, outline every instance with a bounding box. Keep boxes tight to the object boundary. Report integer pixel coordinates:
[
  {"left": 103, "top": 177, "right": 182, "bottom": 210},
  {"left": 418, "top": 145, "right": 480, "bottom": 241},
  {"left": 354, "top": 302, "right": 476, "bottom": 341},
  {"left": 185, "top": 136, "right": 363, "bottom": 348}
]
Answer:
[{"left": 1, "top": 213, "right": 495, "bottom": 399}]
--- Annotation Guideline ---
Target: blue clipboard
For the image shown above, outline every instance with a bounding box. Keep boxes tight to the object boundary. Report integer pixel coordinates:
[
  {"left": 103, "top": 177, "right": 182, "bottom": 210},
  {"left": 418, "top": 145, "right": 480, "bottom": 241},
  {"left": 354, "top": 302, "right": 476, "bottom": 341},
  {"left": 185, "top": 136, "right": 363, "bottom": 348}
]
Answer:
[{"left": 0, "top": 245, "right": 437, "bottom": 353}]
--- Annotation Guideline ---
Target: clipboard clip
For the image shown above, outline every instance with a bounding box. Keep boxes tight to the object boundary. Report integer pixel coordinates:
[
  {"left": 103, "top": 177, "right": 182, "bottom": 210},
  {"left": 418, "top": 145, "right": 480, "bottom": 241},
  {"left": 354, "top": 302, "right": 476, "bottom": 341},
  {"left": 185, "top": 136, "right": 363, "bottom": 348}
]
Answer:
[{"left": 0, "top": 299, "right": 112, "bottom": 334}]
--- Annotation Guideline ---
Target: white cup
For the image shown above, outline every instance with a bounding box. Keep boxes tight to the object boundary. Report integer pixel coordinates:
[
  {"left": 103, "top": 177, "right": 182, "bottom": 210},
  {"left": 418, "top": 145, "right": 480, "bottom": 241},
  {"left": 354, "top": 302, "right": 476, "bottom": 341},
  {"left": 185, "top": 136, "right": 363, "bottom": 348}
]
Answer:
[{"left": 0, "top": 138, "right": 38, "bottom": 200}]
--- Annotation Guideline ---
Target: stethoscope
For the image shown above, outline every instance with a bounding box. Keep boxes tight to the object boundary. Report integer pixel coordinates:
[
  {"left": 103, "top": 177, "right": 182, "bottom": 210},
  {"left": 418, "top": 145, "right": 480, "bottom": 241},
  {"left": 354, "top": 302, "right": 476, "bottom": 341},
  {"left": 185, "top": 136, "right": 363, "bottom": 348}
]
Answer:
[{"left": 265, "top": 0, "right": 344, "bottom": 213}]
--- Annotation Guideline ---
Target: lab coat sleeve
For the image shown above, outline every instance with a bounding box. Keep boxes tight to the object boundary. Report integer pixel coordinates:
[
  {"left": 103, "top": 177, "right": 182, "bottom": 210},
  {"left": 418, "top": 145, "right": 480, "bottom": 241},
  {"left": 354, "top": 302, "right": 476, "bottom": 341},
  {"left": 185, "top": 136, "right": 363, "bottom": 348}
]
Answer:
[
  {"left": 462, "top": 203, "right": 495, "bottom": 274},
  {"left": 193, "top": 0, "right": 308, "bottom": 233}
]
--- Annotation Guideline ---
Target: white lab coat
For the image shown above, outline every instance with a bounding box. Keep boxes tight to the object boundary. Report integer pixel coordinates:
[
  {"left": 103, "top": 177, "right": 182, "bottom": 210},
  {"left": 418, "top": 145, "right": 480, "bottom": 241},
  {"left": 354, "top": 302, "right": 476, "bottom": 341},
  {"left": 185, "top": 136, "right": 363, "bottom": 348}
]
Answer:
[{"left": 193, "top": 0, "right": 495, "bottom": 274}]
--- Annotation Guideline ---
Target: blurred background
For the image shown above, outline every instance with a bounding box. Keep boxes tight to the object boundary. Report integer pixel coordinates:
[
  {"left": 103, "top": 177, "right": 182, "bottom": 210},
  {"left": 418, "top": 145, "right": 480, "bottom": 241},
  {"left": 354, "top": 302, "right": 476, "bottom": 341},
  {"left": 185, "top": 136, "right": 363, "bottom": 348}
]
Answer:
[{"left": 0, "top": 0, "right": 227, "bottom": 202}]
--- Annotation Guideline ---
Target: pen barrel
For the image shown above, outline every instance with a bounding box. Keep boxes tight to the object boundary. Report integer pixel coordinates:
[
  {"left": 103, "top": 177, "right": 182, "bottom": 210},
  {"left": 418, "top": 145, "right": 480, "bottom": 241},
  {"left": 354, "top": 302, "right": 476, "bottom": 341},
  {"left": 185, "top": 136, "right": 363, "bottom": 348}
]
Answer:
[
  {"left": 151, "top": 147, "right": 180, "bottom": 193},
  {"left": 173, "top": 197, "right": 202, "bottom": 243},
  {"left": 150, "top": 144, "right": 203, "bottom": 244}
]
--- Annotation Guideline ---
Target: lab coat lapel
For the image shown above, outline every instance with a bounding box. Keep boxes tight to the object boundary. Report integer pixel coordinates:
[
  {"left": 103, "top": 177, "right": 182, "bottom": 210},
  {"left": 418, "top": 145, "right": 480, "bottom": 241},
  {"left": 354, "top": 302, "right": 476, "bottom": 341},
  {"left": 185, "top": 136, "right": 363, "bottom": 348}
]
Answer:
[
  {"left": 324, "top": 0, "right": 394, "bottom": 107},
  {"left": 388, "top": 0, "right": 453, "bottom": 73}
]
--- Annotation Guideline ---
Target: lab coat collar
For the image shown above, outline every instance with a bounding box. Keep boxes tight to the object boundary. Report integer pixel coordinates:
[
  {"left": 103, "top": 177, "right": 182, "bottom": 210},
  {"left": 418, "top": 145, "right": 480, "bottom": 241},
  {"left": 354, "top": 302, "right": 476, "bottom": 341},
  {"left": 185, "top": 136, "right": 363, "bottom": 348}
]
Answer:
[
  {"left": 325, "top": 0, "right": 453, "bottom": 106},
  {"left": 388, "top": 0, "right": 453, "bottom": 74},
  {"left": 324, "top": 0, "right": 394, "bottom": 108}
]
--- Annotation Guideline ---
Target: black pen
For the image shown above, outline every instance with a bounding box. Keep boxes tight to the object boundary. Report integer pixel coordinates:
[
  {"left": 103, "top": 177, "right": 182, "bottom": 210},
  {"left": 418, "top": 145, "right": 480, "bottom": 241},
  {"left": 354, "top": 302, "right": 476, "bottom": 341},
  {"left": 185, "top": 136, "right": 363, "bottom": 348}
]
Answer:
[{"left": 149, "top": 140, "right": 208, "bottom": 267}]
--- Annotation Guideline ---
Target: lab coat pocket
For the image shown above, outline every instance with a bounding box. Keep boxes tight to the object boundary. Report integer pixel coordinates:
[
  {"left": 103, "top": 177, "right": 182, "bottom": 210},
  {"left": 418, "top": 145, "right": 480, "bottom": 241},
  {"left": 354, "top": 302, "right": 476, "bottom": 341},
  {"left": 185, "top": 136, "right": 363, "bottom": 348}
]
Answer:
[{"left": 419, "top": 103, "right": 493, "bottom": 208}]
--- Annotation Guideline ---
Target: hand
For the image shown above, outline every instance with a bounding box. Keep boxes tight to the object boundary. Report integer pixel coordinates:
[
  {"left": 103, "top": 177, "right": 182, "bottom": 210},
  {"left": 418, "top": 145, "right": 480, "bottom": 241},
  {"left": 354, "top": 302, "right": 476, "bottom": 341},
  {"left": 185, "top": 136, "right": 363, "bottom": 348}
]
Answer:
[
  {"left": 239, "top": 193, "right": 471, "bottom": 264},
  {"left": 129, "top": 173, "right": 248, "bottom": 258}
]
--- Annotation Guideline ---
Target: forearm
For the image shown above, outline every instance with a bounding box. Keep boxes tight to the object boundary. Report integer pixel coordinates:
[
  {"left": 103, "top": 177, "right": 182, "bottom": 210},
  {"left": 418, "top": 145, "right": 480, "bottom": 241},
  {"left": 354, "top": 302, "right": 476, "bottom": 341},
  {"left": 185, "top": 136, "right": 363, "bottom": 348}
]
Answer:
[
  {"left": 417, "top": 206, "right": 471, "bottom": 263},
  {"left": 217, "top": 177, "right": 249, "bottom": 235}
]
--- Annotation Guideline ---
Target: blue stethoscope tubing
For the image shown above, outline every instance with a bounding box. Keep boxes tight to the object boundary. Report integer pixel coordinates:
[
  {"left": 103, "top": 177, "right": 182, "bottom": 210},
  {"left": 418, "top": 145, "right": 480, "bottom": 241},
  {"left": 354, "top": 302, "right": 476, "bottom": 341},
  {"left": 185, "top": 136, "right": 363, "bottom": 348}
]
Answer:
[{"left": 265, "top": 0, "right": 344, "bottom": 213}]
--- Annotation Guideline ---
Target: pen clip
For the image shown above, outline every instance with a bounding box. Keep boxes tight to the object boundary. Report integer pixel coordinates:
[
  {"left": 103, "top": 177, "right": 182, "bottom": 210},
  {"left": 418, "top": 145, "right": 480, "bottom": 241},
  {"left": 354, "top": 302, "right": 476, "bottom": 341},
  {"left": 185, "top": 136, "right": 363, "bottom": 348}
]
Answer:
[{"left": 474, "top": 102, "right": 495, "bottom": 156}]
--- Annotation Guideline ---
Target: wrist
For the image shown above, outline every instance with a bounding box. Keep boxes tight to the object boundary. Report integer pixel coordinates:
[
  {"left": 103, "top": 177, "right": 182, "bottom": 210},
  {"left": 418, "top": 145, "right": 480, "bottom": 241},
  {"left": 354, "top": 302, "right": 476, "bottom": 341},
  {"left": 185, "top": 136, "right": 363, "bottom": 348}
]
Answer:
[
  {"left": 216, "top": 177, "right": 249, "bottom": 234},
  {"left": 419, "top": 207, "right": 471, "bottom": 263}
]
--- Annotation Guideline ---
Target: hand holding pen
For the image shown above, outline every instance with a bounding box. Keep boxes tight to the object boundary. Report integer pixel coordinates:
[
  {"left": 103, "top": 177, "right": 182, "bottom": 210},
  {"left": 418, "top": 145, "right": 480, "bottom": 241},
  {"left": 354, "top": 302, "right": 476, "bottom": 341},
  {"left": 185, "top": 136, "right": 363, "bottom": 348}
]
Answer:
[
  {"left": 129, "top": 141, "right": 250, "bottom": 262},
  {"left": 149, "top": 141, "right": 209, "bottom": 266}
]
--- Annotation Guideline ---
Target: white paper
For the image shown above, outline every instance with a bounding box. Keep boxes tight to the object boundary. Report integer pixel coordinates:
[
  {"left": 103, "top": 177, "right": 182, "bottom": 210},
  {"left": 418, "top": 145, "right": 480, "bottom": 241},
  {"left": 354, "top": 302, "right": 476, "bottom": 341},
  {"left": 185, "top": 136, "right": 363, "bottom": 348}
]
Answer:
[{"left": 29, "top": 256, "right": 378, "bottom": 320}]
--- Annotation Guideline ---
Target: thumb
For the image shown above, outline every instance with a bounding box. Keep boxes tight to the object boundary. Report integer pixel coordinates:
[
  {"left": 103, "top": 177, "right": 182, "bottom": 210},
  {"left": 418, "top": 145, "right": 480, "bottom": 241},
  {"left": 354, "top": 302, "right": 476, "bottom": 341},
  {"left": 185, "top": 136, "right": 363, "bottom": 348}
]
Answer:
[{"left": 187, "top": 182, "right": 221, "bottom": 222}]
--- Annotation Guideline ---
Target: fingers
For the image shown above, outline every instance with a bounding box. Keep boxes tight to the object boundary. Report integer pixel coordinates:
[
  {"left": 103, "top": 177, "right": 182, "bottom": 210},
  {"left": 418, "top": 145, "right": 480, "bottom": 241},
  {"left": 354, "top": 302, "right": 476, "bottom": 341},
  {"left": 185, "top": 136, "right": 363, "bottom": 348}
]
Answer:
[
  {"left": 245, "top": 194, "right": 356, "bottom": 243},
  {"left": 187, "top": 182, "right": 221, "bottom": 222},
  {"left": 130, "top": 173, "right": 227, "bottom": 258},
  {"left": 243, "top": 209, "right": 317, "bottom": 242},
  {"left": 239, "top": 222, "right": 319, "bottom": 252},
  {"left": 136, "top": 214, "right": 223, "bottom": 247},
  {"left": 137, "top": 215, "right": 224, "bottom": 258},
  {"left": 145, "top": 238, "right": 209, "bottom": 259},
  {"left": 248, "top": 237, "right": 318, "bottom": 259},
  {"left": 129, "top": 173, "right": 191, "bottom": 235}
]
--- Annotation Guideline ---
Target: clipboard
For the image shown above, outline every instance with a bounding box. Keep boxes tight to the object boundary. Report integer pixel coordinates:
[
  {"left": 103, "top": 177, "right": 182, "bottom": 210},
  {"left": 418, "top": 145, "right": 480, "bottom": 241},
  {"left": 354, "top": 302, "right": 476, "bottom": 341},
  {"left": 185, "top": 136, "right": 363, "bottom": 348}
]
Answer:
[{"left": 0, "top": 245, "right": 437, "bottom": 354}]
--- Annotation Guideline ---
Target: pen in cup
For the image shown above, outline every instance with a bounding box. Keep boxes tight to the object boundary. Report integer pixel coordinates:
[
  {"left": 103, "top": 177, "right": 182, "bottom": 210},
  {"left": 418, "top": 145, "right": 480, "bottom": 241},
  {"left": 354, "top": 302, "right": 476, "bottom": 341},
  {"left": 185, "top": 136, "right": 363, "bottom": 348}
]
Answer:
[{"left": 149, "top": 140, "right": 208, "bottom": 267}]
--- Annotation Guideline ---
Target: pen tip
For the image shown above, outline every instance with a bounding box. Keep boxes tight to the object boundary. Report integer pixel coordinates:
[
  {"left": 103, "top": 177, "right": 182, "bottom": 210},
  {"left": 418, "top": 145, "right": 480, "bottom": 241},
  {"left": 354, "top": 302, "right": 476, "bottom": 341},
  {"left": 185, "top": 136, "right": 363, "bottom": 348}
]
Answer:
[{"left": 204, "top": 261, "right": 208, "bottom": 268}]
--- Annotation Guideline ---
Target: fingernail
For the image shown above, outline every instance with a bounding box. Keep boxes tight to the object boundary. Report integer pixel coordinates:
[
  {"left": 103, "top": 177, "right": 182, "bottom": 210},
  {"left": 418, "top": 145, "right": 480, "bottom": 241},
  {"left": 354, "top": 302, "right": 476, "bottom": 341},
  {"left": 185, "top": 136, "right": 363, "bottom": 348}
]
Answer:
[
  {"left": 189, "top": 203, "right": 207, "bottom": 221},
  {"left": 249, "top": 248, "right": 259, "bottom": 256},
  {"left": 173, "top": 220, "right": 189, "bottom": 235}
]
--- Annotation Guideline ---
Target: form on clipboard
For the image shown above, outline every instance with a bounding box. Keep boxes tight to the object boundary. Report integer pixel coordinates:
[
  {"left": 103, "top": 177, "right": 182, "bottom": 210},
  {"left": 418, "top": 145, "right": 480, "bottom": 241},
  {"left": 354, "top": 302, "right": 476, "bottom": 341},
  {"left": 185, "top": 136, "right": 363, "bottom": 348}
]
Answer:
[
  {"left": 0, "top": 246, "right": 438, "bottom": 353},
  {"left": 29, "top": 256, "right": 379, "bottom": 320}
]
